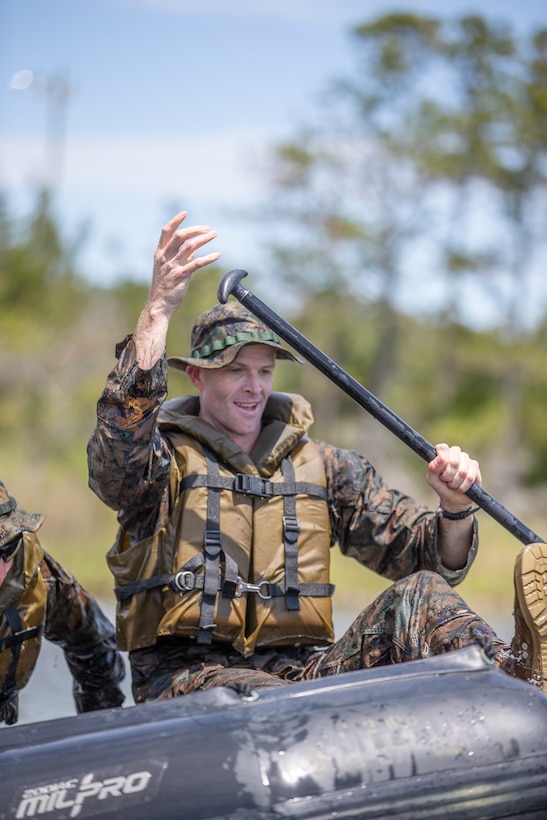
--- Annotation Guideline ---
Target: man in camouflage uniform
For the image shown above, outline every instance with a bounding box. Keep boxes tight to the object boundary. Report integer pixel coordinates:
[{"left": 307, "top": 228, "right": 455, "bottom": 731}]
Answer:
[
  {"left": 0, "top": 480, "right": 125, "bottom": 725},
  {"left": 87, "top": 211, "right": 547, "bottom": 703}
]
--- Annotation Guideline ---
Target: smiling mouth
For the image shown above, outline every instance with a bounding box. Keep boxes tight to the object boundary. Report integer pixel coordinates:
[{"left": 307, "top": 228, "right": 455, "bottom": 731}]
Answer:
[{"left": 235, "top": 401, "right": 259, "bottom": 411}]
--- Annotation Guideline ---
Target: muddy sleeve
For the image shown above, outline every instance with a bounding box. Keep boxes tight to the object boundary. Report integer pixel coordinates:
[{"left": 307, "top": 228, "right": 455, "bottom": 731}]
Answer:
[
  {"left": 87, "top": 334, "right": 173, "bottom": 539},
  {"left": 41, "top": 552, "right": 126, "bottom": 712},
  {"left": 315, "top": 440, "right": 477, "bottom": 587}
]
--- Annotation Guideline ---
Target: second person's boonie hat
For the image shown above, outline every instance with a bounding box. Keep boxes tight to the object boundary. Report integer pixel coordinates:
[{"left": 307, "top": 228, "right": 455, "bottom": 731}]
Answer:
[
  {"left": 0, "top": 480, "right": 46, "bottom": 548},
  {"left": 168, "top": 302, "right": 304, "bottom": 371}
]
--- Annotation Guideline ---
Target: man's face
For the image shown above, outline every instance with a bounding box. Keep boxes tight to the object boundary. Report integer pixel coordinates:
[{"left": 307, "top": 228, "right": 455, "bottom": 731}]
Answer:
[{"left": 187, "top": 344, "right": 276, "bottom": 452}]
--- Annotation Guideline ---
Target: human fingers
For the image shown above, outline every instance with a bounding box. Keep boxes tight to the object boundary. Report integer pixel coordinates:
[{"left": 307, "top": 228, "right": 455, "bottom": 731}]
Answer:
[
  {"left": 158, "top": 211, "right": 188, "bottom": 249},
  {"left": 189, "top": 249, "right": 222, "bottom": 270},
  {"left": 429, "top": 443, "right": 481, "bottom": 492},
  {"left": 151, "top": 229, "right": 219, "bottom": 308},
  {"left": 153, "top": 221, "right": 218, "bottom": 280},
  {"left": 428, "top": 442, "right": 450, "bottom": 476},
  {"left": 174, "top": 228, "right": 219, "bottom": 262}
]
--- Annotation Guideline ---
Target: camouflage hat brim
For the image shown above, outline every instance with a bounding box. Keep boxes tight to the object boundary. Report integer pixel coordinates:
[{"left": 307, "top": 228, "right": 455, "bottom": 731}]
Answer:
[
  {"left": 168, "top": 340, "right": 303, "bottom": 371},
  {"left": 168, "top": 302, "right": 305, "bottom": 371},
  {"left": 0, "top": 503, "right": 45, "bottom": 548}
]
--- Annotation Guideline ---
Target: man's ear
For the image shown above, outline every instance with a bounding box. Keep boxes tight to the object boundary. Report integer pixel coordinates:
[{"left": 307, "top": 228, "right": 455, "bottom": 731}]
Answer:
[{"left": 186, "top": 364, "right": 205, "bottom": 390}]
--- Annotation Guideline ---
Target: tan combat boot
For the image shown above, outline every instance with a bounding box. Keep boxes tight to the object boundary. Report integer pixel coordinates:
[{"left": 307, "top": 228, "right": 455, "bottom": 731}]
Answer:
[{"left": 507, "top": 541, "right": 547, "bottom": 691}]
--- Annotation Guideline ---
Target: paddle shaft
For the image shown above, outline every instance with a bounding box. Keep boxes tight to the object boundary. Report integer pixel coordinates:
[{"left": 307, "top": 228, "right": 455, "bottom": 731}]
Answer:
[{"left": 218, "top": 269, "right": 545, "bottom": 546}]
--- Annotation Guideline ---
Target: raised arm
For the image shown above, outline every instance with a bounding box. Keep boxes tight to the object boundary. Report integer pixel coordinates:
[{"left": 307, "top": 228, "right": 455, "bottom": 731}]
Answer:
[{"left": 135, "top": 211, "right": 220, "bottom": 369}]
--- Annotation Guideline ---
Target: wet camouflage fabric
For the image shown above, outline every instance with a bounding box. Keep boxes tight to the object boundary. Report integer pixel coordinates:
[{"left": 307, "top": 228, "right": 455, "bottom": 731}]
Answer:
[
  {"left": 88, "top": 334, "right": 504, "bottom": 704},
  {"left": 0, "top": 480, "right": 44, "bottom": 548},
  {"left": 167, "top": 301, "right": 303, "bottom": 372},
  {"left": 130, "top": 570, "right": 505, "bottom": 702},
  {"left": 88, "top": 335, "right": 477, "bottom": 584},
  {"left": 0, "top": 547, "right": 125, "bottom": 724},
  {"left": 39, "top": 551, "right": 125, "bottom": 712},
  {"left": 88, "top": 334, "right": 173, "bottom": 544}
]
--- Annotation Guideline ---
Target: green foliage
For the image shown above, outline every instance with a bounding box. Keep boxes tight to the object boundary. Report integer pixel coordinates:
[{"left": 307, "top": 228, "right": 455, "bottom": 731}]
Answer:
[
  {"left": 2, "top": 10, "right": 547, "bottom": 626},
  {"left": 256, "top": 10, "right": 547, "bottom": 492}
]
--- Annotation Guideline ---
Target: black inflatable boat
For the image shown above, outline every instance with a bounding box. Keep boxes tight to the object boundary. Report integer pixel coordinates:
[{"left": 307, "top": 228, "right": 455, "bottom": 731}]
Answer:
[{"left": 1, "top": 645, "right": 546, "bottom": 819}]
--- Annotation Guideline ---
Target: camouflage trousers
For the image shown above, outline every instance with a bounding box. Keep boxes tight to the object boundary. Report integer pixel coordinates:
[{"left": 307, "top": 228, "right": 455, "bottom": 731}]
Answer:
[{"left": 129, "top": 570, "right": 508, "bottom": 703}]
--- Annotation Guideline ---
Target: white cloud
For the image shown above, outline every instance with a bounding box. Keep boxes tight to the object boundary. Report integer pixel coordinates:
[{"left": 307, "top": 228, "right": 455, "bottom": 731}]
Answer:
[
  {"left": 0, "top": 128, "right": 274, "bottom": 199},
  {"left": 0, "top": 127, "right": 277, "bottom": 286}
]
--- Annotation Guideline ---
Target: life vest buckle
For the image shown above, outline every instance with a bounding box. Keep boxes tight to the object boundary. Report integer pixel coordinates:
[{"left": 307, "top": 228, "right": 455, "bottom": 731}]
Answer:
[
  {"left": 204, "top": 530, "right": 222, "bottom": 556},
  {"left": 235, "top": 578, "right": 272, "bottom": 600},
  {"left": 233, "top": 474, "right": 273, "bottom": 497},
  {"left": 282, "top": 515, "right": 300, "bottom": 542},
  {"left": 173, "top": 570, "right": 196, "bottom": 592}
]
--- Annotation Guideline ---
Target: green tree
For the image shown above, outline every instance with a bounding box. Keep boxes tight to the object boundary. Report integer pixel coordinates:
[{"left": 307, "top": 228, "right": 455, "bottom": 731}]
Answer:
[
  {"left": 255, "top": 12, "right": 547, "bottom": 483},
  {"left": 0, "top": 188, "right": 88, "bottom": 455},
  {"left": 405, "top": 17, "right": 547, "bottom": 487}
]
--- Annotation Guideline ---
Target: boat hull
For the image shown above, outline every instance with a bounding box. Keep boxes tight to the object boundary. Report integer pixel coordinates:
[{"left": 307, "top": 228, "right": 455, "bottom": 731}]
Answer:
[{"left": 1, "top": 645, "right": 546, "bottom": 819}]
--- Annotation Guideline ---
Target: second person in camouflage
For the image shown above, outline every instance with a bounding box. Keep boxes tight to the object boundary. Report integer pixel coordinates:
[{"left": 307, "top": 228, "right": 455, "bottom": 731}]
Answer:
[{"left": 0, "top": 480, "right": 125, "bottom": 725}]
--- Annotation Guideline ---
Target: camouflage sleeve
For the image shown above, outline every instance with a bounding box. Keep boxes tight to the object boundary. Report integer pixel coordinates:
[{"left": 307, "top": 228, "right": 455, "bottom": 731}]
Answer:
[
  {"left": 315, "top": 440, "right": 477, "bottom": 587},
  {"left": 41, "top": 552, "right": 126, "bottom": 712},
  {"left": 87, "top": 333, "right": 173, "bottom": 539}
]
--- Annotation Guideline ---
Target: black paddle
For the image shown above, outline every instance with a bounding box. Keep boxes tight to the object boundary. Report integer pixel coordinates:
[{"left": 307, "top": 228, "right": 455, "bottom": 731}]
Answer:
[{"left": 218, "top": 269, "right": 545, "bottom": 547}]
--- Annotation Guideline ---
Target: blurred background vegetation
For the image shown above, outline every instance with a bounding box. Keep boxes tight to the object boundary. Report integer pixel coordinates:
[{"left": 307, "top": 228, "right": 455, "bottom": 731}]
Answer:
[{"left": 2, "top": 12, "right": 547, "bottom": 639}]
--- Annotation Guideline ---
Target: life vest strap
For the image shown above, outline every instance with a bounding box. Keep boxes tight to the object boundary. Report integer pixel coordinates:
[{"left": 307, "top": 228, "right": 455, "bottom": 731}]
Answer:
[
  {"left": 280, "top": 458, "right": 300, "bottom": 610},
  {"left": 180, "top": 473, "right": 328, "bottom": 501},
  {"left": 0, "top": 604, "right": 40, "bottom": 722},
  {"left": 0, "top": 625, "right": 43, "bottom": 652},
  {"left": 114, "top": 571, "right": 335, "bottom": 601}
]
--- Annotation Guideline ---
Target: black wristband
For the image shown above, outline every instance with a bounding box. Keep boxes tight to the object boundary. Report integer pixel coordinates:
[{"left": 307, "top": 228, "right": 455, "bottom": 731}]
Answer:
[{"left": 436, "top": 505, "right": 480, "bottom": 520}]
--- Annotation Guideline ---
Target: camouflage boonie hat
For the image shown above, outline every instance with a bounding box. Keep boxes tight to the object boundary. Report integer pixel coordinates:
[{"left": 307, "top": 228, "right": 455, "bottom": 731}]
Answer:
[
  {"left": 0, "top": 481, "right": 45, "bottom": 548},
  {"left": 168, "top": 302, "right": 304, "bottom": 371}
]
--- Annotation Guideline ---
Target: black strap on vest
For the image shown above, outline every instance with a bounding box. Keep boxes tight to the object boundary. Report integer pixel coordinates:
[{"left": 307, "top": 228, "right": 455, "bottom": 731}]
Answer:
[
  {"left": 280, "top": 457, "right": 300, "bottom": 611},
  {"left": 114, "top": 451, "right": 334, "bottom": 620},
  {"left": 0, "top": 605, "right": 42, "bottom": 718},
  {"left": 196, "top": 449, "right": 237, "bottom": 644},
  {"left": 180, "top": 473, "right": 328, "bottom": 501},
  {"left": 115, "top": 572, "right": 334, "bottom": 601}
]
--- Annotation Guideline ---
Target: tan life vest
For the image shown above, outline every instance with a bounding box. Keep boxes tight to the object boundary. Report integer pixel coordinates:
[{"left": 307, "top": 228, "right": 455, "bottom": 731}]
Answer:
[
  {"left": 0, "top": 532, "right": 46, "bottom": 699},
  {"left": 109, "top": 434, "right": 335, "bottom": 657}
]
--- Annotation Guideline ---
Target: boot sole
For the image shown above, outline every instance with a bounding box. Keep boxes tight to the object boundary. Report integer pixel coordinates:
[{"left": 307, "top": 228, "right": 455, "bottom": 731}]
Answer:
[{"left": 515, "top": 541, "right": 547, "bottom": 692}]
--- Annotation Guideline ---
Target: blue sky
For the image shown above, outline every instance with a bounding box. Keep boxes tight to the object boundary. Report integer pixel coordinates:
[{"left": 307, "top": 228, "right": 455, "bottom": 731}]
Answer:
[{"left": 1, "top": 0, "right": 546, "bottom": 297}]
